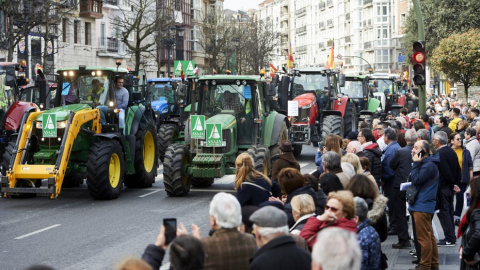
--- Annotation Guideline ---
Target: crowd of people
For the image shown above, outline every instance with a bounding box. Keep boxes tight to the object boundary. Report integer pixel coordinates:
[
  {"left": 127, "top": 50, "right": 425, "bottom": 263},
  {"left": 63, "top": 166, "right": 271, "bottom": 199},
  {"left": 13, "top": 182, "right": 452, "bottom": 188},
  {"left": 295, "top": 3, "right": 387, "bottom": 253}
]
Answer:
[{"left": 31, "top": 95, "right": 480, "bottom": 270}]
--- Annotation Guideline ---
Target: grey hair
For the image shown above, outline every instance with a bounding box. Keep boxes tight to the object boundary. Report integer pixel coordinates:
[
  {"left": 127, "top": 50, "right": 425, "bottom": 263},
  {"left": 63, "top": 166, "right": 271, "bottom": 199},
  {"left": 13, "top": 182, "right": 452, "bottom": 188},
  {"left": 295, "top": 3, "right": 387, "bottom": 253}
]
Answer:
[
  {"left": 254, "top": 224, "right": 289, "bottom": 238},
  {"left": 384, "top": 127, "right": 397, "bottom": 141},
  {"left": 347, "top": 141, "right": 363, "bottom": 153},
  {"left": 354, "top": 197, "right": 368, "bottom": 222},
  {"left": 209, "top": 192, "right": 242, "bottom": 228},
  {"left": 405, "top": 129, "right": 417, "bottom": 142},
  {"left": 312, "top": 227, "right": 362, "bottom": 270},
  {"left": 416, "top": 129, "right": 430, "bottom": 141},
  {"left": 466, "top": 127, "right": 477, "bottom": 137},
  {"left": 434, "top": 131, "right": 448, "bottom": 145},
  {"left": 322, "top": 151, "right": 341, "bottom": 171},
  {"left": 419, "top": 140, "right": 431, "bottom": 156}
]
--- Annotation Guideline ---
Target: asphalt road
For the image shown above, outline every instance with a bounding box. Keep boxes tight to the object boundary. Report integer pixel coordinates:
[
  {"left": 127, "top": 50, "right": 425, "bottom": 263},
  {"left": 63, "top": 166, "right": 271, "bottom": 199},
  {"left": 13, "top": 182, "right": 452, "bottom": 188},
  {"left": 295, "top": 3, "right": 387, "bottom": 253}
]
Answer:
[{"left": 0, "top": 144, "right": 318, "bottom": 270}]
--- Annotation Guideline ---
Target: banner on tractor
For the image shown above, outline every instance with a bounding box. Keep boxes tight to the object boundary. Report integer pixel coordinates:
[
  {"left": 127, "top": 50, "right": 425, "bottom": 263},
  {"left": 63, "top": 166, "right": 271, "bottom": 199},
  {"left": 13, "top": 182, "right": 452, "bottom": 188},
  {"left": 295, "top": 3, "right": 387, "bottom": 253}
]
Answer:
[
  {"left": 190, "top": 115, "right": 205, "bottom": 139},
  {"left": 174, "top": 61, "right": 196, "bottom": 76},
  {"left": 206, "top": 123, "right": 222, "bottom": 147},
  {"left": 42, "top": 113, "right": 57, "bottom": 138}
]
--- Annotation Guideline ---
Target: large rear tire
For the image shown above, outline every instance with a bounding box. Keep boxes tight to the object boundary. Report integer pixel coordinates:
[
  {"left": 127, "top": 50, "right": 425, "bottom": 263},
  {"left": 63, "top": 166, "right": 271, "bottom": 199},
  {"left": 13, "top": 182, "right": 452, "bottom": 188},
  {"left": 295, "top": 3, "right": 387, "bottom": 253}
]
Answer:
[
  {"left": 247, "top": 145, "right": 271, "bottom": 176},
  {"left": 87, "top": 139, "right": 125, "bottom": 200},
  {"left": 163, "top": 144, "right": 191, "bottom": 196},
  {"left": 321, "top": 115, "right": 344, "bottom": 144},
  {"left": 1, "top": 141, "right": 15, "bottom": 176},
  {"left": 124, "top": 126, "right": 158, "bottom": 188},
  {"left": 158, "top": 124, "right": 179, "bottom": 162},
  {"left": 269, "top": 122, "right": 288, "bottom": 164},
  {"left": 343, "top": 101, "right": 356, "bottom": 135},
  {"left": 292, "top": 144, "right": 302, "bottom": 157}
]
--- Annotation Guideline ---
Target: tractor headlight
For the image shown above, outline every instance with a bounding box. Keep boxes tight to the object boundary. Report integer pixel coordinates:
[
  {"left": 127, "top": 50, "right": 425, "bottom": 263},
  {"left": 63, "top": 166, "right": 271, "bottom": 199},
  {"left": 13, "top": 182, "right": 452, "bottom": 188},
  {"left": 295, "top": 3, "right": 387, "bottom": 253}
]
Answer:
[
  {"left": 39, "top": 103, "right": 44, "bottom": 109},
  {"left": 36, "top": 122, "right": 42, "bottom": 129},
  {"left": 162, "top": 109, "right": 168, "bottom": 113},
  {"left": 109, "top": 101, "right": 115, "bottom": 107},
  {"left": 56, "top": 121, "right": 67, "bottom": 129},
  {"left": 301, "top": 103, "right": 312, "bottom": 109}
]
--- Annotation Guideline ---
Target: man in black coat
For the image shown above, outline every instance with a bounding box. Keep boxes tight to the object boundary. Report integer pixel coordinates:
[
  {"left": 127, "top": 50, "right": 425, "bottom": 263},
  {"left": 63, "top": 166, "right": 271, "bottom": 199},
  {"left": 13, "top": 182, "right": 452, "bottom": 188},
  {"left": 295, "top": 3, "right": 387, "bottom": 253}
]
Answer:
[
  {"left": 249, "top": 206, "right": 311, "bottom": 270},
  {"left": 389, "top": 129, "right": 416, "bottom": 248},
  {"left": 434, "top": 131, "right": 461, "bottom": 246}
]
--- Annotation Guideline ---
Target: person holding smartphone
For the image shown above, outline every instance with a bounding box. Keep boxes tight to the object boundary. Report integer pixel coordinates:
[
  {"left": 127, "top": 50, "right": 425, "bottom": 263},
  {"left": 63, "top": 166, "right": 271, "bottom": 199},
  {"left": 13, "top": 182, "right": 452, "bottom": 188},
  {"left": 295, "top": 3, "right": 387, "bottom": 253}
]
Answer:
[{"left": 408, "top": 140, "right": 441, "bottom": 270}]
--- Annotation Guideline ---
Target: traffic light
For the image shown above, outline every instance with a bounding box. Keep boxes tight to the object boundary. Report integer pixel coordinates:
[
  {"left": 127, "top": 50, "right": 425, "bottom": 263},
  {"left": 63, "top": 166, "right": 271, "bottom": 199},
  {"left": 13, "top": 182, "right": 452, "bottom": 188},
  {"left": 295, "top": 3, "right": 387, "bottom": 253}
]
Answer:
[{"left": 412, "top": 41, "right": 426, "bottom": 85}]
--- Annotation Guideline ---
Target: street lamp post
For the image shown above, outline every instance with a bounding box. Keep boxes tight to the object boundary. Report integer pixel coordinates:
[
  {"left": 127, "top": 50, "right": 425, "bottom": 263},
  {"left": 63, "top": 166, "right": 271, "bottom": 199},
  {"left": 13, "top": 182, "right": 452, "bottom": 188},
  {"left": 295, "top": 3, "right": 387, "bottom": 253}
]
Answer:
[
  {"left": 164, "top": 25, "right": 184, "bottom": 76},
  {"left": 341, "top": 55, "right": 374, "bottom": 73}
]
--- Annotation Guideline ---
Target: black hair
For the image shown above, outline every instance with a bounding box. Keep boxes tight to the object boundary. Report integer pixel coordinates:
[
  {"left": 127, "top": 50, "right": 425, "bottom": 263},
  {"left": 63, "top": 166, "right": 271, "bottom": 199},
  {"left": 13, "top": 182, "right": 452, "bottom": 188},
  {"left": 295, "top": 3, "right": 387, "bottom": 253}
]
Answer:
[
  {"left": 319, "top": 173, "right": 343, "bottom": 195},
  {"left": 170, "top": 235, "right": 206, "bottom": 270},
  {"left": 360, "top": 128, "right": 376, "bottom": 143},
  {"left": 439, "top": 116, "right": 448, "bottom": 126}
]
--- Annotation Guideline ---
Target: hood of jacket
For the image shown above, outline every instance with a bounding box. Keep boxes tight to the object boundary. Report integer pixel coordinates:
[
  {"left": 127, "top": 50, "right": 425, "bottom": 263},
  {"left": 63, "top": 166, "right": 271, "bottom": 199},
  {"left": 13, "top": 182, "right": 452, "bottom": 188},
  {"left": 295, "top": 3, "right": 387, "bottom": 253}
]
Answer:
[
  {"left": 278, "top": 152, "right": 299, "bottom": 167},
  {"left": 422, "top": 153, "right": 441, "bottom": 165},
  {"left": 367, "top": 195, "right": 388, "bottom": 224},
  {"left": 363, "top": 143, "right": 382, "bottom": 157}
]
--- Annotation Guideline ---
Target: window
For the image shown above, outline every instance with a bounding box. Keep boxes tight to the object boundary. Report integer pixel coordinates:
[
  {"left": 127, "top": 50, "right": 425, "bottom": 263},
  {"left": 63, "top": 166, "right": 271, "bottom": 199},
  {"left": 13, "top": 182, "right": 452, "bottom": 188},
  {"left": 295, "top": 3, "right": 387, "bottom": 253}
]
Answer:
[
  {"left": 62, "top": 19, "right": 68, "bottom": 42},
  {"left": 100, "top": 23, "right": 105, "bottom": 47},
  {"left": 400, "top": 13, "right": 406, "bottom": 27},
  {"left": 74, "top": 20, "right": 79, "bottom": 44},
  {"left": 85, "top": 22, "right": 91, "bottom": 45}
]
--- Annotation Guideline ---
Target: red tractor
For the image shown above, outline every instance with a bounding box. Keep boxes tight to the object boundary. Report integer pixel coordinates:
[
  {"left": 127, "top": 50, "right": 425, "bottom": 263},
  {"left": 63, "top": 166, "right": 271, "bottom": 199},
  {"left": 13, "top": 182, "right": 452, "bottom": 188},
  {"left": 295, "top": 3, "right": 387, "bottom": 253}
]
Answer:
[{"left": 278, "top": 67, "right": 355, "bottom": 156}]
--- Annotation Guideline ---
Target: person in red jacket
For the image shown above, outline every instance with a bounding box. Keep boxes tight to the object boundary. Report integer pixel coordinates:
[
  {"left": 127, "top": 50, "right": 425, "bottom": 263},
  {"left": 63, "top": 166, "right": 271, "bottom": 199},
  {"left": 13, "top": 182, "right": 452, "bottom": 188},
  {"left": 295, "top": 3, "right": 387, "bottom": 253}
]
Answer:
[{"left": 299, "top": 190, "right": 357, "bottom": 249}]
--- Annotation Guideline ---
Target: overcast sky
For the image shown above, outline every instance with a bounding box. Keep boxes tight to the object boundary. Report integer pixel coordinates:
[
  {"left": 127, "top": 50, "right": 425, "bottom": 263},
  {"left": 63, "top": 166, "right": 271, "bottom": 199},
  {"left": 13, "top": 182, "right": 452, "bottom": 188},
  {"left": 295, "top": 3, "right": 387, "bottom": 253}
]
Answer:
[{"left": 223, "top": 0, "right": 263, "bottom": 11}]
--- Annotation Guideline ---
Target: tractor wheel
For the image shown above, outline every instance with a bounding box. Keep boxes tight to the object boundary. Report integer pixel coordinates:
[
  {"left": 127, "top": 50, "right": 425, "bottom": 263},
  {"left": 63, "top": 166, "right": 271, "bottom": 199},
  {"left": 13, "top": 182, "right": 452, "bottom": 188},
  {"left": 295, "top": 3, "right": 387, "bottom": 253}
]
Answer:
[
  {"left": 293, "top": 144, "right": 302, "bottom": 157},
  {"left": 11, "top": 179, "right": 37, "bottom": 198},
  {"left": 87, "top": 139, "right": 125, "bottom": 200},
  {"left": 163, "top": 144, "right": 192, "bottom": 196},
  {"left": 343, "top": 102, "right": 356, "bottom": 135},
  {"left": 158, "top": 124, "right": 179, "bottom": 162},
  {"left": 1, "top": 141, "right": 15, "bottom": 176},
  {"left": 124, "top": 126, "right": 158, "bottom": 188},
  {"left": 247, "top": 145, "right": 271, "bottom": 176},
  {"left": 321, "top": 115, "right": 344, "bottom": 143},
  {"left": 269, "top": 122, "right": 288, "bottom": 164},
  {"left": 62, "top": 173, "right": 84, "bottom": 188},
  {"left": 192, "top": 178, "right": 214, "bottom": 187}
]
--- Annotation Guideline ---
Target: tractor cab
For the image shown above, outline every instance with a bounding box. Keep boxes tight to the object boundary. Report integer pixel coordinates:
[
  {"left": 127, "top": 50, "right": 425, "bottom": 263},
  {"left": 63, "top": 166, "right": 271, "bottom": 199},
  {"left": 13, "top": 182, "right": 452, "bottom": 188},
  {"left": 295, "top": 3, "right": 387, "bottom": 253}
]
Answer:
[{"left": 368, "top": 73, "right": 404, "bottom": 116}]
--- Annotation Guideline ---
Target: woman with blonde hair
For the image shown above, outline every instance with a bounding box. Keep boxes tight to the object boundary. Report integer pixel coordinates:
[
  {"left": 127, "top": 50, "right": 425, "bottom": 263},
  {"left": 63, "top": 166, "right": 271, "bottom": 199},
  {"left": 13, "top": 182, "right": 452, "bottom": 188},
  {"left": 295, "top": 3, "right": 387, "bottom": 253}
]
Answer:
[
  {"left": 300, "top": 190, "right": 358, "bottom": 249},
  {"left": 290, "top": 194, "right": 316, "bottom": 235},
  {"left": 234, "top": 153, "right": 281, "bottom": 207},
  {"left": 341, "top": 153, "right": 364, "bottom": 175}
]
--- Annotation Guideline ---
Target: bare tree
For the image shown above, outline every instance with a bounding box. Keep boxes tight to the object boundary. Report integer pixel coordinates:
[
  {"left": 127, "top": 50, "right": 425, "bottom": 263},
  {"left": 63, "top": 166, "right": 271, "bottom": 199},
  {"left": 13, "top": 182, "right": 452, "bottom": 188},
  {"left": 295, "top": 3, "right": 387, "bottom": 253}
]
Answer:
[
  {"left": 111, "top": 0, "right": 174, "bottom": 72},
  {"left": 244, "top": 20, "right": 279, "bottom": 73}
]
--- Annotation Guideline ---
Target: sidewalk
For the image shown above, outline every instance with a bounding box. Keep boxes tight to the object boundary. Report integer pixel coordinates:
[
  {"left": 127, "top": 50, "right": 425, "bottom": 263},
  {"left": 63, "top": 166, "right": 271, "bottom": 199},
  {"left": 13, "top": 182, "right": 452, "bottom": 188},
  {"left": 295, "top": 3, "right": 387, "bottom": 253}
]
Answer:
[{"left": 383, "top": 215, "right": 461, "bottom": 270}]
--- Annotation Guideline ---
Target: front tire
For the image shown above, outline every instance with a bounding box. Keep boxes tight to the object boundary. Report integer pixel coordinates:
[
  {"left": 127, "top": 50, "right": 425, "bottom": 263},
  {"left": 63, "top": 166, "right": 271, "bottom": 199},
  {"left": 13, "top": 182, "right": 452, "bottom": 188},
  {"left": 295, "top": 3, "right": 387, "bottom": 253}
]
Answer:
[
  {"left": 1, "top": 141, "right": 15, "bottom": 176},
  {"left": 343, "top": 101, "right": 356, "bottom": 135},
  {"left": 87, "top": 139, "right": 125, "bottom": 200},
  {"left": 158, "top": 124, "right": 179, "bottom": 162},
  {"left": 124, "top": 126, "right": 158, "bottom": 188},
  {"left": 321, "top": 115, "right": 344, "bottom": 144},
  {"left": 269, "top": 122, "right": 288, "bottom": 164},
  {"left": 163, "top": 144, "right": 191, "bottom": 196}
]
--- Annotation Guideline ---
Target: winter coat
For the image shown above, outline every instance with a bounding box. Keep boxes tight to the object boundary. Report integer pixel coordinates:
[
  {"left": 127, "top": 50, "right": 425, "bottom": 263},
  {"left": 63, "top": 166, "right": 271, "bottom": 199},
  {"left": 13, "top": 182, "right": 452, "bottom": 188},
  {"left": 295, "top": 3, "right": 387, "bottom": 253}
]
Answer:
[
  {"left": 389, "top": 143, "right": 414, "bottom": 188},
  {"left": 460, "top": 209, "right": 480, "bottom": 270},
  {"left": 249, "top": 235, "right": 311, "bottom": 270},
  {"left": 271, "top": 152, "right": 300, "bottom": 181},
  {"left": 437, "top": 146, "right": 461, "bottom": 196},
  {"left": 236, "top": 177, "right": 281, "bottom": 207},
  {"left": 363, "top": 142, "right": 383, "bottom": 185},
  {"left": 466, "top": 137, "right": 480, "bottom": 173},
  {"left": 367, "top": 195, "right": 389, "bottom": 242},
  {"left": 408, "top": 154, "right": 440, "bottom": 214},
  {"left": 357, "top": 218, "right": 382, "bottom": 270},
  {"left": 284, "top": 185, "right": 326, "bottom": 227},
  {"left": 439, "top": 125, "right": 453, "bottom": 139},
  {"left": 299, "top": 216, "right": 358, "bottom": 249},
  {"left": 142, "top": 244, "right": 166, "bottom": 270},
  {"left": 449, "top": 117, "right": 462, "bottom": 133},
  {"left": 460, "top": 147, "right": 474, "bottom": 184},
  {"left": 289, "top": 214, "right": 315, "bottom": 235},
  {"left": 381, "top": 141, "right": 400, "bottom": 186}
]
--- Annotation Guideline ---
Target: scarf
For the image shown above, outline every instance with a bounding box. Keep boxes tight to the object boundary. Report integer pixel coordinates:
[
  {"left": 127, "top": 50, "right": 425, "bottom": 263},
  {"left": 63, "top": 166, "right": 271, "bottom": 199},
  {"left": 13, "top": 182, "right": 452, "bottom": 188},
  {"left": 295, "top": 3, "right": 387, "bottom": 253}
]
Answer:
[{"left": 458, "top": 200, "right": 480, "bottom": 239}]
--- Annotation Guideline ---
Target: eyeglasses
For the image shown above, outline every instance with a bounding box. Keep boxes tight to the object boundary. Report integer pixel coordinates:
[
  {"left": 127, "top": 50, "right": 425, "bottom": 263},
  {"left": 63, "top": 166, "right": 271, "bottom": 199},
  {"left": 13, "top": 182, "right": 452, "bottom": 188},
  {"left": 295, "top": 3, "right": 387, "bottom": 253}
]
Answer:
[
  {"left": 357, "top": 135, "right": 364, "bottom": 138},
  {"left": 324, "top": 205, "right": 340, "bottom": 213},
  {"left": 454, "top": 138, "right": 462, "bottom": 141}
]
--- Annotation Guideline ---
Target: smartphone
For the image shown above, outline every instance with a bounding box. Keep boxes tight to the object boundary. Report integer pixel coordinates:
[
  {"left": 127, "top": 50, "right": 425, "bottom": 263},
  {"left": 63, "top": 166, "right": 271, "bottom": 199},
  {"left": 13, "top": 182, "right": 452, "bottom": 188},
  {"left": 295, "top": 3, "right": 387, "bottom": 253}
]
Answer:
[
  {"left": 163, "top": 218, "right": 177, "bottom": 245},
  {"left": 418, "top": 149, "right": 426, "bottom": 157}
]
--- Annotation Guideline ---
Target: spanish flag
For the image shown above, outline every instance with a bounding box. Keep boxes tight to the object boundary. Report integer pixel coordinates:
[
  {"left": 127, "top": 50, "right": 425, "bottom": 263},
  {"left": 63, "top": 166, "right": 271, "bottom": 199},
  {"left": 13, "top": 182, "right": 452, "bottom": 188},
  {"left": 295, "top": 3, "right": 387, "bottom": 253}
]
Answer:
[
  {"left": 213, "top": 68, "right": 217, "bottom": 75},
  {"left": 269, "top": 63, "right": 277, "bottom": 77},
  {"left": 287, "top": 41, "right": 294, "bottom": 69},
  {"left": 326, "top": 41, "right": 335, "bottom": 69}
]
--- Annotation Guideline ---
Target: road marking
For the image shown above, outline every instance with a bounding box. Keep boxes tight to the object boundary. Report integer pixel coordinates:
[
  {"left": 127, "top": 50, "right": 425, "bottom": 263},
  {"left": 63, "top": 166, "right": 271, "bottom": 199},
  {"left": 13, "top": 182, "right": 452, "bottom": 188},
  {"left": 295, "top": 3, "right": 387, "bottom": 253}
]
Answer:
[
  {"left": 15, "top": 224, "right": 61, "bottom": 240},
  {"left": 139, "top": 190, "right": 162, "bottom": 198},
  {"left": 309, "top": 170, "right": 317, "bottom": 174},
  {"left": 299, "top": 162, "right": 309, "bottom": 168}
]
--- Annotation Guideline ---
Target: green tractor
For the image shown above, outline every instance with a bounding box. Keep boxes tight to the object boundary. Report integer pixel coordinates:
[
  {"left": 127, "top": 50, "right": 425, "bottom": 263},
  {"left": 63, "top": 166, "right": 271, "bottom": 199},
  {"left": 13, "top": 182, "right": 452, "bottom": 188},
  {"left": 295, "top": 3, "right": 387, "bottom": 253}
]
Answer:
[
  {"left": 1, "top": 66, "right": 158, "bottom": 199},
  {"left": 340, "top": 75, "right": 381, "bottom": 127},
  {"left": 163, "top": 75, "right": 288, "bottom": 196}
]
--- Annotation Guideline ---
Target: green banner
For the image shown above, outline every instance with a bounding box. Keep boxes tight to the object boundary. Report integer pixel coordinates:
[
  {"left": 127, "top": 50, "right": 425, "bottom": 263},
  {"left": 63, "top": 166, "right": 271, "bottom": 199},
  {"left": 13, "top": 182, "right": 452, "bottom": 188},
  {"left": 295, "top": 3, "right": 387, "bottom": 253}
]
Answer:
[
  {"left": 174, "top": 60, "right": 196, "bottom": 76},
  {"left": 42, "top": 113, "right": 57, "bottom": 138},
  {"left": 206, "top": 123, "right": 222, "bottom": 147},
  {"left": 190, "top": 115, "right": 205, "bottom": 139}
]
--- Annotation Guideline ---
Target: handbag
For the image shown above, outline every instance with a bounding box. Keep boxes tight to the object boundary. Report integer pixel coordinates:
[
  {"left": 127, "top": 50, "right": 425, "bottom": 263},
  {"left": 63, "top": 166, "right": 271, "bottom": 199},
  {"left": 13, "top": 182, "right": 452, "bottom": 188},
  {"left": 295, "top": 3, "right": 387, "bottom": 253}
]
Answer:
[{"left": 406, "top": 185, "right": 419, "bottom": 205}]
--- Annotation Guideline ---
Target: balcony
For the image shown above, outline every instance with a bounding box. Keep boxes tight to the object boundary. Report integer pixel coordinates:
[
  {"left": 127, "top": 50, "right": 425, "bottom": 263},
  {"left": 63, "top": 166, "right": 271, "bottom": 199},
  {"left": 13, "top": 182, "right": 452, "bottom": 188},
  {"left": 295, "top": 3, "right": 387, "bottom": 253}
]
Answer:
[
  {"left": 297, "top": 45, "right": 307, "bottom": 53},
  {"left": 345, "top": 36, "right": 351, "bottom": 43},
  {"left": 327, "top": 19, "right": 333, "bottom": 28},
  {"left": 79, "top": 0, "right": 103, "bottom": 19},
  {"left": 319, "top": 2, "right": 326, "bottom": 10},
  {"left": 327, "top": 0, "right": 333, "bottom": 7},
  {"left": 98, "top": 37, "right": 127, "bottom": 57},
  {"left": 295, "top": 7, "right": 306, "bottom": 16},
  {"left": 364, "top": 41, "right": 372, "bottom": 50},
  {"left": 296, "top": 25, "right": 307, "bottom": 34},
  {"left": 345, "top": 13, "right": 350, "bottom": 20},
  {"left": 364, "top": 0, "right": 373, "bottom": 5},
  {"left": 319, "top": 43, "right": 325, "bottom": 50},
  {"left": 319, "top": 22, "right": 325, "bottom": 29},
  {"left": 104, "top": 0, "right": 117, "bottom": 5}
]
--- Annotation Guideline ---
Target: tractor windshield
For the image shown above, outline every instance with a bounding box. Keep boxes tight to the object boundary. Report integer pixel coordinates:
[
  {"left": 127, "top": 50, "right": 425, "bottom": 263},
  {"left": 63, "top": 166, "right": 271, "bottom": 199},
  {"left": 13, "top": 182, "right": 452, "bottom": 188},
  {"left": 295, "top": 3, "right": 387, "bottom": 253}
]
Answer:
[
  {"left": 58, "top": 73, "right": 110, "bottom": 107},
  {"left": 370, "top": 79, "right": 394, "bottom": 94},
  {"left": 200, "top": 82, "right": 253, "bottom": 117},
  {"left": 292, "top": 73, "right": 329, "bottom": 97},
  {"left": 147, "top": 84, "right": 175, "bottom": 103},
  {"left": 18, "top": 85, "right": 41, "bottom": 103},
  {"left": 341, "top": 80, "right": 363, "bottom": 98}
]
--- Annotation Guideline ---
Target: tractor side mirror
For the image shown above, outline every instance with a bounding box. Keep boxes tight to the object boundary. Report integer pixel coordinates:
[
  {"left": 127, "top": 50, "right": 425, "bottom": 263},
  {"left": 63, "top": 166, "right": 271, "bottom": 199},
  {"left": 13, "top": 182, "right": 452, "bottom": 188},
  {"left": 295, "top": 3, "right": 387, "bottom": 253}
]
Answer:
[
  {"left": 338, "top": 74, "right": 345, "bottom": 88},
  {"left": 177, "top": 84, "right": 186, "bottom": 98},
  {"left": 5, "top": 70, "right": 16, "bottom": 87}
]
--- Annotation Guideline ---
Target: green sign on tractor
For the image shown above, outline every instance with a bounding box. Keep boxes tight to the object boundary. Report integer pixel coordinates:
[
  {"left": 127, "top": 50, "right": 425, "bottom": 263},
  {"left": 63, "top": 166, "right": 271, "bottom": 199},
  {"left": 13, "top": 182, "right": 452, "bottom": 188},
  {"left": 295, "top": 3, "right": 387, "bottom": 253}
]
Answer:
[
  {"left": 42, "top": 113, "right": 57, "bottom": 138},
  {"left": 174, "top": 60, "right": 196, "bottom": 76},
  {"left": 206, "top": 123, "right": 222, "bottom": 147},
  {"left": 190, "top": 115, "right": 205, "bottom": 139}
]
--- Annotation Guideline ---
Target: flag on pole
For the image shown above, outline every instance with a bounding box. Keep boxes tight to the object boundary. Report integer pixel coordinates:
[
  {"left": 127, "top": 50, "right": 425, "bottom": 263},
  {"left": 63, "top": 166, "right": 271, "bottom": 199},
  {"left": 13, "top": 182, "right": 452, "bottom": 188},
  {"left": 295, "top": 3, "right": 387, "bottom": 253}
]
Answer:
[
  {"left": 326, "top": 41, "right": 335, "bottom": 69},
  {"left": 179, "top": 62, "right": 185, "bottom": 80},
  {"left": 287, "top": 41, "right": 294, "bottom": 69},
  {"left": 269, "top": 63, "right": 278, "bottom": 77},
  {"left": 125, "top": 64, "right": 131, "bottom": 72},
  {"left": 213, "top": 68, "right": 217, "bottom": 75},
  {"left": 193, "top": 67, "right": 199, "bottom": 76}
]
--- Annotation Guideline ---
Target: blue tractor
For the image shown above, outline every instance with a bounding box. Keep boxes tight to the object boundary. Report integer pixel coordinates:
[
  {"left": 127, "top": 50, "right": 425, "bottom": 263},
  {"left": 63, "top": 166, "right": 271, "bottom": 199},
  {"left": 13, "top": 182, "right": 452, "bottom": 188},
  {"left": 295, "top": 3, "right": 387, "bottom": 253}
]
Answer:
[{"left": 147, "top": 77, "right": 185, "bottom": 161}]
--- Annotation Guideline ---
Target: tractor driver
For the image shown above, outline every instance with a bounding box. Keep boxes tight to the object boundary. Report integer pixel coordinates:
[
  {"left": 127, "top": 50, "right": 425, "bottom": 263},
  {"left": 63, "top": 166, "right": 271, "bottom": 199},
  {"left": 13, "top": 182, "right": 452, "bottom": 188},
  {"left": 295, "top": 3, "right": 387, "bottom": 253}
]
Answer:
[
  {"left": 317, "top": 88, "right": 331, "bottom": 111},
  {"left": 222, "top": 91, "right": 243, "bottom": 114},
  {"left": 86, "top": 79, "right": 104, "bottom": 104},
  {"left": 99, "top": 76, "right": 129, "bottom": 132}
]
